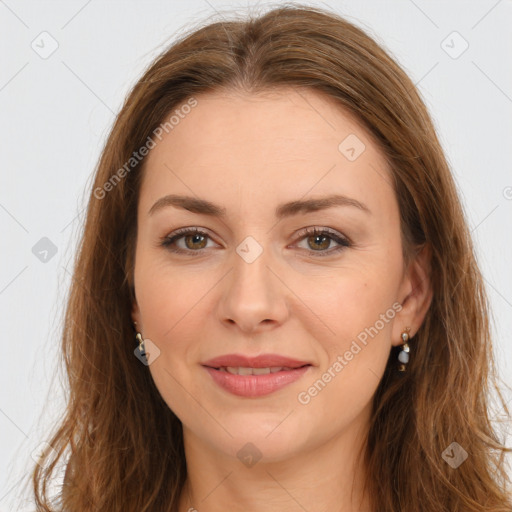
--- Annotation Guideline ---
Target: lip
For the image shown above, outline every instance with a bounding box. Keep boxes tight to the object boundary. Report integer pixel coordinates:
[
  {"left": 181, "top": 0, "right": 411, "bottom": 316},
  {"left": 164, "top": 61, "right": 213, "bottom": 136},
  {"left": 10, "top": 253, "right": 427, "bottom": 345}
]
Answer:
[
  {"left": 203, "top": 365, "right": 311, "bottom": 397},
  {"left": 201, "top": 353, "right": 311, "bottom": 369}
]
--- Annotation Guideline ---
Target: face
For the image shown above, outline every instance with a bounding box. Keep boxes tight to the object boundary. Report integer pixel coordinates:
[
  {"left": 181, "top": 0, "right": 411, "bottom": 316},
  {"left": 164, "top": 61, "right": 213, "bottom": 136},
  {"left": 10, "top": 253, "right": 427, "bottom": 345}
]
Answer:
[{"left": 131, "top": 87, "right": 429, "bottom": 464}]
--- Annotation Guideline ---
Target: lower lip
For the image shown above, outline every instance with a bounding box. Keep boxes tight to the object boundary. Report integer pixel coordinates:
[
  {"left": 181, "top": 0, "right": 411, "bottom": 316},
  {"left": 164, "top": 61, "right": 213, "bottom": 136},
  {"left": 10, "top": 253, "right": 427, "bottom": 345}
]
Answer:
[{"left": 203, "top": 365, "right": 311, "bottom": 397}]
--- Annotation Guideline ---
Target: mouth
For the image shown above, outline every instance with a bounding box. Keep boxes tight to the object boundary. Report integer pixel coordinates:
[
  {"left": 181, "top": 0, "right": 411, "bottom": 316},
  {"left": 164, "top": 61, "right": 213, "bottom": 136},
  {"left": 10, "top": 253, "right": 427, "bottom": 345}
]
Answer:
[
  {"left": 204, "top": 364, "right": 311, "bottom": 375},
  {"left": 201, "top": 353, "right": 312, "bottom": 370},
  {"left": 202, "top": 364, "right": 312, "bottom": 397}
]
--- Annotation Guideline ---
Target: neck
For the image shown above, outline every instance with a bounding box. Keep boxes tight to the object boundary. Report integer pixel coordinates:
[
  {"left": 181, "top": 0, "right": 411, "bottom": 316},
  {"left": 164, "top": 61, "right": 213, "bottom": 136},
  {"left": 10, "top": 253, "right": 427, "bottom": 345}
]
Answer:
[{"left": 177, "top": 408, "right": 372, "bottom": 512}]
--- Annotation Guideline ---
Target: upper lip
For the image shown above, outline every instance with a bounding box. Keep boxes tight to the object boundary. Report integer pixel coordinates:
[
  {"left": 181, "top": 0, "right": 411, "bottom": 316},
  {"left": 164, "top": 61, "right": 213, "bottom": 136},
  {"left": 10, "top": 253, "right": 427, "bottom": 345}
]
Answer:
[{"left": 202, "top": 353, "right": 312, "bottom": 369}]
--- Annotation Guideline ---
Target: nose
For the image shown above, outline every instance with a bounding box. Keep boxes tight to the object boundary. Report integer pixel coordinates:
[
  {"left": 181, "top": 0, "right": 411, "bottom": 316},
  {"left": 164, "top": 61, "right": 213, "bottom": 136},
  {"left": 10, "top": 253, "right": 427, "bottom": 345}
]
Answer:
[{"left": 216, "top": 245, "right": 290, "bottom": 334}]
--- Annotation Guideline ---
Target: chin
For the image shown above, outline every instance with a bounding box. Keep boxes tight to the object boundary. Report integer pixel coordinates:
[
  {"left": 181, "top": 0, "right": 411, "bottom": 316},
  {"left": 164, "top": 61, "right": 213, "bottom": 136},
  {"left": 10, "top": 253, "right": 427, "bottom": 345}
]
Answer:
[{"left": 203, "top": 421, "right": 309, "bottom": 465}]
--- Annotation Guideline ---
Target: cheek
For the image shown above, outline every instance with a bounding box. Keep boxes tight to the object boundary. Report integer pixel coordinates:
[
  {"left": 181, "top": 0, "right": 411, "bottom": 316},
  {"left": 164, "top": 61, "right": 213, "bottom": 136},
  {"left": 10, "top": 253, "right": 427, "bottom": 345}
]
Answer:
[
  {"left": 134, "top": 251, "right": 211, "bottom": 337},
  {"left": 294, "top": 276, "right": 396, "bottom": 432},
  {"left": 134, "top": 262, "right": 208, "bottom": 416},
  {"left": 292, "top": 260, "right": 399, "bottom": 394},
  {"left": 296, "top": 263, "right": 397, "bottom": 336},
  {"left": 134, "top": 254, "right": 220, "bottom": 373}
]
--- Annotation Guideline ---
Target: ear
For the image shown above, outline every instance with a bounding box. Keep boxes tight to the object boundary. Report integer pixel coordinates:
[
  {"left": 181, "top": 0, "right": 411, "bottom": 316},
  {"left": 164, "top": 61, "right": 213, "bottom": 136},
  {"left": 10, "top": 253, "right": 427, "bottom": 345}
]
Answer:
[
  {"left": 131, "top": 301, "right": 141, "bottom": 331},
  {"left": 391, "top": 244, "right": 433, "bottom": 346}
]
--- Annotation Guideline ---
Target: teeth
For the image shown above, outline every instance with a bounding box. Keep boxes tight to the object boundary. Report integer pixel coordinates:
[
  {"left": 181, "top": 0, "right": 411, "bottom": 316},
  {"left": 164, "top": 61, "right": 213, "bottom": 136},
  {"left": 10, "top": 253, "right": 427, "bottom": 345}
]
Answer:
[
  {"left": 222, "top": 366, "right": 293, "bottom": 375},
  {"left": 252, "top": 367, "right": 271, "bottom": 375}
]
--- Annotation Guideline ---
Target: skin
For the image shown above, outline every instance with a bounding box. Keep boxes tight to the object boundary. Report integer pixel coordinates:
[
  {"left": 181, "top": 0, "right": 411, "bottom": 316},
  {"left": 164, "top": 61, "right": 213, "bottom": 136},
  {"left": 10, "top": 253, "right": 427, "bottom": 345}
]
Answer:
[{"left": 131, "top": 87, "right": 432, "bottom": 512}]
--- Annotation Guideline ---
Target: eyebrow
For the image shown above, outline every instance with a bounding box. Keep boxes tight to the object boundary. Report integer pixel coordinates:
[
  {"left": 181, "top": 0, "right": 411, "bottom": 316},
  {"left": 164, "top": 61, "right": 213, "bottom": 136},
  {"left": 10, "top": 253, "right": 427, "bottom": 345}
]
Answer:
[{"left": 148, "top": 193, "right": 371, "bottom": 218}]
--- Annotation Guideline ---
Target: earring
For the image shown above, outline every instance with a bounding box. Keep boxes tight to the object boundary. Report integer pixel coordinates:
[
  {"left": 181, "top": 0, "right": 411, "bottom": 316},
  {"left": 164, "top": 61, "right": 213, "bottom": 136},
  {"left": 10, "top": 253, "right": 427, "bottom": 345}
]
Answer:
[
  {"left": 135, "top": 331, "right": 145, "bottom": 357},
  {"left": 398, "top": 327, "right": 411, "bottom": 372}
]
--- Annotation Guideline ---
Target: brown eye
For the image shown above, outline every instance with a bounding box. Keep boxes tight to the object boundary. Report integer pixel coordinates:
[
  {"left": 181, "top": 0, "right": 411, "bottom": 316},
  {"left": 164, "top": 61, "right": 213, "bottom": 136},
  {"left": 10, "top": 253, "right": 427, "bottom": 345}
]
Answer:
[
  {"left": 295, "top": 227, "right": 351, "bottom": 257},
  {"left": 184, "top": 233, "right": 208, "bottom": 250},
  {"left": 161, "top": 228, "right": 216, "bottom": 254},
  {"left": 306, "top": 234, "right": 331, "bottom": 251}
]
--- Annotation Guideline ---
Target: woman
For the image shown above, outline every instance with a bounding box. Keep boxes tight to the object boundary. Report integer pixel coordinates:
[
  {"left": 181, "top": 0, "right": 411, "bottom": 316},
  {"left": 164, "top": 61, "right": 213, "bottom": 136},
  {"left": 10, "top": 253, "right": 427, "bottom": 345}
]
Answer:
[{"left": 32, "top": 4, "right": 512, "bottom": 511}]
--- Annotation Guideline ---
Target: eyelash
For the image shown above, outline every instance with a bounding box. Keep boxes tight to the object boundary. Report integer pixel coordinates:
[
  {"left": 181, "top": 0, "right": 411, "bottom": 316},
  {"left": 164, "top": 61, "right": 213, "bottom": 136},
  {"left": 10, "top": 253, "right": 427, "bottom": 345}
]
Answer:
[{"left": 160, "top": 227, "right": 351, "bottom": 257}]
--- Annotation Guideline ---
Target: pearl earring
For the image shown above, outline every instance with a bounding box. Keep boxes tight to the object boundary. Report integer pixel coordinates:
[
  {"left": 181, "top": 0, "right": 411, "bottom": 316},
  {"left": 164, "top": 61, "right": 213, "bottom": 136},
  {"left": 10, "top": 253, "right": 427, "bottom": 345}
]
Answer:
[
  {"left": 398, "top": 327, "right": 411, "bottom": 372},
  {"left": 135, "top": 332, "right": 145, "bottom": 356}
]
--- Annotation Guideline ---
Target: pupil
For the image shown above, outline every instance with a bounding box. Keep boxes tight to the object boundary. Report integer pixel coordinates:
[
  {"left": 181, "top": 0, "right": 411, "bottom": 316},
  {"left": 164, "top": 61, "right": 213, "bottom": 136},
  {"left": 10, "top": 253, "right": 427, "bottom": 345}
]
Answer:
[
  {"left": 310, "top": 235, "right": 329, "bottom": 250},
  {"left": 186, "top": 234, "right": 206, "bottom": 249}
]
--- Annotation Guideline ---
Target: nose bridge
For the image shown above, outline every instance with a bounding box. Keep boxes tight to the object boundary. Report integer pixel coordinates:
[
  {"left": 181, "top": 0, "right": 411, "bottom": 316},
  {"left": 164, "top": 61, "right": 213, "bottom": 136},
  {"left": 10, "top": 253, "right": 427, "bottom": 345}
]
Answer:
[
  {"left": 234, "top": 238, "right": 271, "bottom": 292},
  {"left": 217, "top": 234, "right": 289, "bottom": 331}
]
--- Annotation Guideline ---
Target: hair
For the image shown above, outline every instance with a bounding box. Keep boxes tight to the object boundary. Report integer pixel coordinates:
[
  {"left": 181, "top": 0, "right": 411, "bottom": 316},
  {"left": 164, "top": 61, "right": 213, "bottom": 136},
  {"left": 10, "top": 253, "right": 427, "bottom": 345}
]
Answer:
[{"left": 31, "top": 3, "right": 512, "bottom": 511}]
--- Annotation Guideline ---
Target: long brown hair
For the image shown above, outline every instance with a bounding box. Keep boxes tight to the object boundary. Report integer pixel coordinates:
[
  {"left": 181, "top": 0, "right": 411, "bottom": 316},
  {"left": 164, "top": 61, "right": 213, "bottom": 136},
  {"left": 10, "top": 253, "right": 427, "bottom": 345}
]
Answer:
[{"left": 32, "top": 4, "right": 512, "bottom": 511}]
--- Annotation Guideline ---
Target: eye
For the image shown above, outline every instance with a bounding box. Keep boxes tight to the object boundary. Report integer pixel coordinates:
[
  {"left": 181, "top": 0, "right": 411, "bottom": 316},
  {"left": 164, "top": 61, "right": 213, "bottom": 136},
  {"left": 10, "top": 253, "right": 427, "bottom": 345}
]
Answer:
[
  {"left": 160, "top": 227, "right": 218, "bottom": 255},
  {"left": 160, "top": 226, "right": 351, "bottom": 257},
  {"left": 293, "top": 227, "right": 351, "bottom": 256}
]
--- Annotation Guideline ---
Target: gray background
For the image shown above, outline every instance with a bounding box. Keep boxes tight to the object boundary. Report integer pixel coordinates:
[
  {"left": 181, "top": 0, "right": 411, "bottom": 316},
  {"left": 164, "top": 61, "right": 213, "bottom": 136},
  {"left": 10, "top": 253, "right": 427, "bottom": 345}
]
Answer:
[{"left": 1, "top": 0, "right": 511, "bottom": 509}]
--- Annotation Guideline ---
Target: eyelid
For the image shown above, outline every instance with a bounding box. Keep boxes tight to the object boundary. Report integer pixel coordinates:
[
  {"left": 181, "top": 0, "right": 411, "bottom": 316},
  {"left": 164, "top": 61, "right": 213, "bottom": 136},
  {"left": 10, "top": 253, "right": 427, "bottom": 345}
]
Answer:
[
  {"left": 292, "top": 226, "right": 351, "bottom": 244},
  {"left": 167, "top": 226, "right": 216, "bottom": 240}
]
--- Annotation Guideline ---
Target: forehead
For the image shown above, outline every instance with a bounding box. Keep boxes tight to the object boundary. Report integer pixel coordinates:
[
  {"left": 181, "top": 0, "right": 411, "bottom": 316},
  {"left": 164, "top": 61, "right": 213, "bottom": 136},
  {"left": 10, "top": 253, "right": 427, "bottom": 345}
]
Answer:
[
  {"left": 140, "top": 87, "right": 395, "bottom": 219},
  {"left": 147, "top": 87, "right": 375, "bottom": 159}
]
